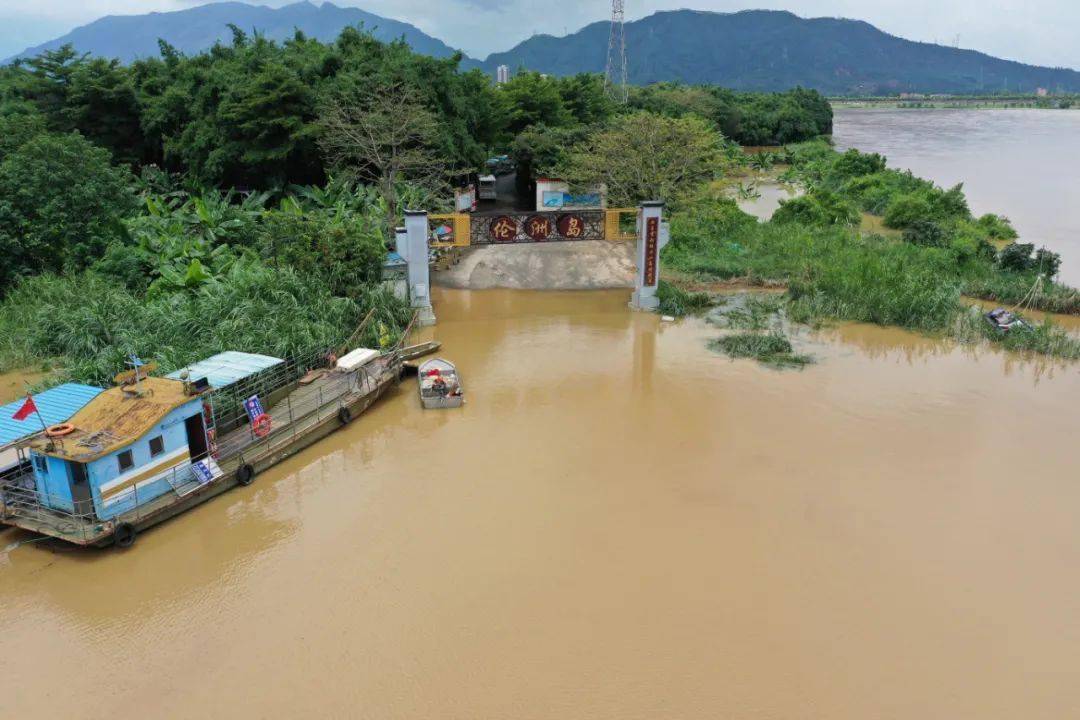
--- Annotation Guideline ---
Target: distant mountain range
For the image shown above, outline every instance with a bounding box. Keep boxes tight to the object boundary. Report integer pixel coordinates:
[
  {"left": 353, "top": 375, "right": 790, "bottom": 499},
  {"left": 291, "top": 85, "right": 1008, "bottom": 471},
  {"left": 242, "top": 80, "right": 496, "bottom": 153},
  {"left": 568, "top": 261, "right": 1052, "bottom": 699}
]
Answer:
[
  {"left": 9, "top": 1, "right": 460, "bottom": 64},
  {"left": 9, "top": 2, "right": 1080, "bottom": 95},
  {"left": 483, "top": 10, "right": 1080, "bottom": 95}
]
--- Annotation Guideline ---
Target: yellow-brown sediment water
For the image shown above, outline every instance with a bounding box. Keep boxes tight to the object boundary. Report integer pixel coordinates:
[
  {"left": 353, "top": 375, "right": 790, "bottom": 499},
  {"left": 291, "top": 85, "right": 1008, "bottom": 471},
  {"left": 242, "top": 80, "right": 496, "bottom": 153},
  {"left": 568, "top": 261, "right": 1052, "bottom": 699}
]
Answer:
[{"left": 2, "top": 288, "right": 1079, "bottom": 718}]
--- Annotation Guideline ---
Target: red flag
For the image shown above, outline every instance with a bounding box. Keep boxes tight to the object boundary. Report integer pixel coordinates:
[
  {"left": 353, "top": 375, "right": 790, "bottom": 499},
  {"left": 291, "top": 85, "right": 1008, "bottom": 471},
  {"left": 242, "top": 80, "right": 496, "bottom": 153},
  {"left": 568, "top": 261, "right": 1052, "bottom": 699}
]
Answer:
[{"left": 12, "top": 395, "right": 37, "bottom": 422}]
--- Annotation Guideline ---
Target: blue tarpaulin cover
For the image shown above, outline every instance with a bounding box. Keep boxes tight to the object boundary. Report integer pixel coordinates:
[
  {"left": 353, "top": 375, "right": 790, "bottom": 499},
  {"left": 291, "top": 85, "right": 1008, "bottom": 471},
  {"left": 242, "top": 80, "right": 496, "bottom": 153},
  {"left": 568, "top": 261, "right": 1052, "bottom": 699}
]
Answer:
[
  {"left": 0, "top": 384, "right": 104, "bottom": 449},
  {"left": 166, "top": 351, "right": 284, "bottom": 390}
]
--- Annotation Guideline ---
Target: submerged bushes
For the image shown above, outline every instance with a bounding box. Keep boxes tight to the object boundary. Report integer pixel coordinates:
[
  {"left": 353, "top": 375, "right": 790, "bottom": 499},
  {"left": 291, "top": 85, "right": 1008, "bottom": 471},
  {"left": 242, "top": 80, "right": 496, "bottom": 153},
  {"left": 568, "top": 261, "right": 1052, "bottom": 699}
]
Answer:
[
  {"left": 787, "top": 243, "right": 962, "bottom": 331},
  {"left": 711, "top": 331, "right": 812, "bottom": 368},
  {"left": 656, "top": 281, "right": 714, "bottom": 317}
]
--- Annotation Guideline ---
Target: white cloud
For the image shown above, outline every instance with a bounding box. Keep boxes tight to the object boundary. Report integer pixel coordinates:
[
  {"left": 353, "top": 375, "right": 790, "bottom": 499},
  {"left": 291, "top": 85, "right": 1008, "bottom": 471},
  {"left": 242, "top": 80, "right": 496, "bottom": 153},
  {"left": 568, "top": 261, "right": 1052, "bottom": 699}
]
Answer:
[{"left": 2, "top": 0, "right": 1079, "bottom": 69}]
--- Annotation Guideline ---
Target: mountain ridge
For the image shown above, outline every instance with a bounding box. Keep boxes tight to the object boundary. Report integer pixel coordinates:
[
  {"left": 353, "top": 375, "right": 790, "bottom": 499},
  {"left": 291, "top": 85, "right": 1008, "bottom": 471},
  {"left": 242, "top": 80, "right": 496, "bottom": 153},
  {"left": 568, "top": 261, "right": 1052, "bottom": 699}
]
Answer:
[
  {"left": 7, "top": 1, "right": 463, "bottom": 64},
  {"left": 8, "top": 4, "right": 1080, "bottom": 95},
  {"left": 482, "top": 9, "right": 1080, "bottom": 94}
]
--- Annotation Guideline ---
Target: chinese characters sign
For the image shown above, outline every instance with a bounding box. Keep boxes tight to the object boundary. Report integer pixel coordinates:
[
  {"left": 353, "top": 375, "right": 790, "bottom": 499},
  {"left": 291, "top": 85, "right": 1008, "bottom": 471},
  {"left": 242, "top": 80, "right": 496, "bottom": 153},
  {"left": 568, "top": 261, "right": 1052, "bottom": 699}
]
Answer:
[
  {"left": 489, "top": 215, "right": 518, "bottom": 242},
  {"left": 556, "top": 214, "right": 585, "bottom": 239},
  {"left": 525, "top": 215, "right": 553, "bottom": 240},
  {"left": 477, "top": 211, "right": 602, "bottom": 244},
  {"left": 643, "top": 217, "right": 659, "bottom": 287}
]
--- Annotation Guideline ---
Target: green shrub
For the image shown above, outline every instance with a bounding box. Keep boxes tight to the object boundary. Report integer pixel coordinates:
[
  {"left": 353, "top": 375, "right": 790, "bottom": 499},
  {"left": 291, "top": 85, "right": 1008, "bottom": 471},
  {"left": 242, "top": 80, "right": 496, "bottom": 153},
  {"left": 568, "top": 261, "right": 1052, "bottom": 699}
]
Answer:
[
  {"left": 259, "top": 211, "right": 387, "bottom": 298},
  {"left": 998, "top": 242, "right": 1036, "bottom": 272},
  {"left": 1035, "top": 248, "right": 1063, "bottom": 278},
  {"left": 832, "top": 149, "right": 887, "bottom": 179},
  {"left": 0, "top": 265, "right": 411, "bottom": 385},
  {"left": 772, "top": 190, "right": 860, "bottom": 227},
  {"left": 656, "top": 281, "right": 714, "bottom": 317},
  {"left": 883, "top": 192, "right": 935, "bottom": 229},
  {"left": 788, "top": 243, "right": 962, "bottom": 331},
  {"left": 711, "top": 331, "right": 812, "bottom": 367},
  {"left": 902, "top": 220, "right": 951, "bottom": 248},
  {"left": 997, "top": 243, "right": 1061, "bottom": 277},
  {"left": 0, "top": 132, "right": 136, "bottom": 293},
  {"left": 974, "top": 213, "right": 1019, "bottom": 240}
]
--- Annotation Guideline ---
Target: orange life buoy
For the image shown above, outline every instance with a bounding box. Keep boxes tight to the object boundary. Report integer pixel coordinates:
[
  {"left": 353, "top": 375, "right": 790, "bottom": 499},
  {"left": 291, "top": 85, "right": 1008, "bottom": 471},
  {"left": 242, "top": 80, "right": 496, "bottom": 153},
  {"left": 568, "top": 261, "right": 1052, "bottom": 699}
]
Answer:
[
  {"left": 252, "top": 413, "right": 273, "bottom": 438},
  {"left": 45, "top": 423, "right": 75, "bottom": 438}
]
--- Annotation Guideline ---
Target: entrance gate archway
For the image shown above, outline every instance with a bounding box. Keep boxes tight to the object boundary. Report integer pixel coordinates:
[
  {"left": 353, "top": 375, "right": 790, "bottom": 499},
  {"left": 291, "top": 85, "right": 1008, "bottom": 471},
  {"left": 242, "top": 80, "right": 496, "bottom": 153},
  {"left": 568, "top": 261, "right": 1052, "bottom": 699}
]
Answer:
[{"left": 399, "top": 203, "right": 667, "bottom": 326}]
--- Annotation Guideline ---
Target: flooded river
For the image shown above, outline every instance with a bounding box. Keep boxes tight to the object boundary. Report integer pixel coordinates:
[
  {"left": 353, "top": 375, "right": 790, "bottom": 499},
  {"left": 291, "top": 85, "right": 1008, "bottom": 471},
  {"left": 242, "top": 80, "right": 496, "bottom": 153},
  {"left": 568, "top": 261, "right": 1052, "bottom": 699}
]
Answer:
[
  {"left": 2, "top": 288, "right": 1079, "bottom": 718},
  {"left": 834, "top": 108, "right": 1080, "bottom": 286}
]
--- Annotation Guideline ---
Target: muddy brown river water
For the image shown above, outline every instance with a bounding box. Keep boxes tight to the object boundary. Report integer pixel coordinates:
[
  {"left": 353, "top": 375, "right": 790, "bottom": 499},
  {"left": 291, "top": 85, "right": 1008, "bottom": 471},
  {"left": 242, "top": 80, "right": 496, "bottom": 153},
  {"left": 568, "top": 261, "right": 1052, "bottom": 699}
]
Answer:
[{"left": 2, "top": 287, "right": 1079, "bottom": 718}]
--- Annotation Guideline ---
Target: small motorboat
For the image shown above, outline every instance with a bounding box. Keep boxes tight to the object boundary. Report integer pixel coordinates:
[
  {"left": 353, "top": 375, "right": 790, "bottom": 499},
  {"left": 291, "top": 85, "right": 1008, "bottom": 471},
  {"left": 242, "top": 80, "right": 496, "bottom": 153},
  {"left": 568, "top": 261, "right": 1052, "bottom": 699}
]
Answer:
[
  {"left": 400, "top": 341, "right": 441, "bottom": 362},
  {"left": 418, "top": 358, "right": 464, "bottom": 409},
  {"left": 984, "top": 307, "right": 1029, "bottom": 333}
]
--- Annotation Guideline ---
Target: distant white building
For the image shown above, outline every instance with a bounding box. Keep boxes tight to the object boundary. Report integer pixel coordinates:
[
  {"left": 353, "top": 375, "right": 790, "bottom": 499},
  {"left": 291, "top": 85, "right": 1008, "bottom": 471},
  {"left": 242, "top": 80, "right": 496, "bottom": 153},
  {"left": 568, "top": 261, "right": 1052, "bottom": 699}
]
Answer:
[
  {"left": 1036, "top": 87, "right": 1049, "bottom": 97},
  {"left": 496, "top": 65, "right": 510, "bottom": 84}
]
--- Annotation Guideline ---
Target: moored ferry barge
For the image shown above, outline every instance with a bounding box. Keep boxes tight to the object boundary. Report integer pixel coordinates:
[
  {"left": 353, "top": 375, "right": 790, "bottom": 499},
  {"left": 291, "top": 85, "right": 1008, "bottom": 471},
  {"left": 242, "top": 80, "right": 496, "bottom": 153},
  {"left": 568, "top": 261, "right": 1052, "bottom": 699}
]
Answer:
[{"left": 0, "top": 342, "right": 405, "bottom": 549}]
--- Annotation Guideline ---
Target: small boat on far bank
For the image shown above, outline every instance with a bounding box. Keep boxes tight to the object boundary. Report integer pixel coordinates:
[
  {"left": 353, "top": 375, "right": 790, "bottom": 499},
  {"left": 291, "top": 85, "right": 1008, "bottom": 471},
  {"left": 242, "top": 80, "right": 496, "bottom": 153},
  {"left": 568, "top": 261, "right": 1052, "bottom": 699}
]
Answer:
[
  {"left": 418, "top": 359, "right": 464, "bottom": 409},
  {"left": 984, "top": 307, "right": 1029, "bottom": 333}
]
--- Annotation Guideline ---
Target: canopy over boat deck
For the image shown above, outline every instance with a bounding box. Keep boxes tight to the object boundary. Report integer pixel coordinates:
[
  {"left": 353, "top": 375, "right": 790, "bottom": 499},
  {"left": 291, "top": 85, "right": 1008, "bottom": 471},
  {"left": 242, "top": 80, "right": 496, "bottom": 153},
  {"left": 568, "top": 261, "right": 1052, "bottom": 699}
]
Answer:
[
  {"left": 166, "top": 351, "right": 284, "bottom": 389},
  {"left": 0, "top": 383, "right": 103, "bottom": 454}
]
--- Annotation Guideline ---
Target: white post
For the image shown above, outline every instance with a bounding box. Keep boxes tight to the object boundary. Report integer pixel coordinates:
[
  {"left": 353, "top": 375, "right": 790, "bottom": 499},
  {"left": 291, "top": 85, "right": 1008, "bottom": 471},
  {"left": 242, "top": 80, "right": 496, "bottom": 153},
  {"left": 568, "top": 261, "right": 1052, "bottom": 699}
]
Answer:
[
  {"left": 404, "top": 210, "right": 436, "bottom": 326},
  {"left": 393, "top": 226, "right": 408, "bottom": 261},
  {"left": 631, "top": 201, "right": 668, "bottom": 311}
]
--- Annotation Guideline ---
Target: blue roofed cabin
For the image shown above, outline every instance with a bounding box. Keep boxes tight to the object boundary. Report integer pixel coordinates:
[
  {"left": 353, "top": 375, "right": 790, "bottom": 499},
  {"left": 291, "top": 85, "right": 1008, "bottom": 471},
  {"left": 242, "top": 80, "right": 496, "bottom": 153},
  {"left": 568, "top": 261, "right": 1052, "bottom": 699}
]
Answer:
[
  {"left": 0, "top": 383, "right": 103, "bottom": 477},
  {"left": 26, "top": 377, "right": 210, "bottom": 520}
]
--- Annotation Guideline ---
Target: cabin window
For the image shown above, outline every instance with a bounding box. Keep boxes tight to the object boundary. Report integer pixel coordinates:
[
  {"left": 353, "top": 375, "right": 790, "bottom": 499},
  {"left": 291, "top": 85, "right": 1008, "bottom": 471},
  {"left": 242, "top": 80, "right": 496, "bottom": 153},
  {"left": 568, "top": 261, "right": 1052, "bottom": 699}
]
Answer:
[
  {"left": 149, "top": 435, "right": 165, "bottom": 458},
  {"left": 117, "top": 450, "right": 134, "bottom": 473},
  {"left": 33, "top": 455, "right": 48, "bottom": 474}
]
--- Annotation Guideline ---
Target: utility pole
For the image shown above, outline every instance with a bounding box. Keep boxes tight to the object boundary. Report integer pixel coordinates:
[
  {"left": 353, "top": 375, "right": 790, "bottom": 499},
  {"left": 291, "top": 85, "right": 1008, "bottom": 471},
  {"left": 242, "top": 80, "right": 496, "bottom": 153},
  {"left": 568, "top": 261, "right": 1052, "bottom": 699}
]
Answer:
[{"left": 605, "top": 0, "right": 628, "bottom": 103}]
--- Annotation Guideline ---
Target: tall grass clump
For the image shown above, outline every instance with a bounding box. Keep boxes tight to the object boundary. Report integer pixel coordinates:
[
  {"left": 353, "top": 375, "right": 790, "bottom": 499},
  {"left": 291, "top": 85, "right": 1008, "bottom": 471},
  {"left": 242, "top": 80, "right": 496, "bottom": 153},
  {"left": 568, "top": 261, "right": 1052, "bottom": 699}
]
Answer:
[
  {"left": 711, "top": 294, "right": 786, "bottom": 330},
  {"left": 953, "top": 311, "right": 1080, "bottom": 360},
  {"left": 656, "top": 280, "right": 714, "bottom": 317},
  {"left": 711, "top": 331, "right": 812, "bottom": 368},
  {"left": 787, "top": 242, "right": 963, "bottom": 331},
  {"left": 0, "top": 266, "right": 412, "bottom": 386}
]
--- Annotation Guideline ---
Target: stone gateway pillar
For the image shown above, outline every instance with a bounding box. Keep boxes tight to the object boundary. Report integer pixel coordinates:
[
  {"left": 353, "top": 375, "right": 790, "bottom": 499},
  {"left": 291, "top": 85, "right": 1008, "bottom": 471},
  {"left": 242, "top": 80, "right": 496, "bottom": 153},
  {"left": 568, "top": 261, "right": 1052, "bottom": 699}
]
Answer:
[
  {"left": 403, "top": 210, "right": 436, "bottom": 326},
  {"left": 631, "top": 201, "right": 669, "bottom": 311}
]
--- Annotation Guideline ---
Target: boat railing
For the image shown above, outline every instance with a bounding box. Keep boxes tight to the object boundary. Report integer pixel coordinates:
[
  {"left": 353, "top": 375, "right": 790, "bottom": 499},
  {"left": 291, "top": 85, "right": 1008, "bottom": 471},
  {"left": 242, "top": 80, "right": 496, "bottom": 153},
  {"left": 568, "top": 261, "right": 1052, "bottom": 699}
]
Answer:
[
  {"left": 226, "top": 360, "right": 389, "bottom": 467},
  {"left": 0, "top": 470, "right": 104, "bottom": 543}
]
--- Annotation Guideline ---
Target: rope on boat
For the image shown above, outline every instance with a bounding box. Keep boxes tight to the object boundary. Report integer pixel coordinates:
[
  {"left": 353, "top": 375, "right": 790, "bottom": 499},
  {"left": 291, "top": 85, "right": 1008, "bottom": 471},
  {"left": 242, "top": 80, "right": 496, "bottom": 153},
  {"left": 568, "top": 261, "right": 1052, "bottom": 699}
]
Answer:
[
  {"left": 1007, "top": 274, "right": 1044, "bottom": 315},
  {"left": 336, "top": 308, "right": 377, "bottom": 357}
]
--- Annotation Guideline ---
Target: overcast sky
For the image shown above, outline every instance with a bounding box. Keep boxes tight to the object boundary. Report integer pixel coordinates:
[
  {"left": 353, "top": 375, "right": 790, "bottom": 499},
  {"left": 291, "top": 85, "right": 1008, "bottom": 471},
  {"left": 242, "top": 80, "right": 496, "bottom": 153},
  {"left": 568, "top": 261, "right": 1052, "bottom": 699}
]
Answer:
[{"left": 3, "top": 0, "right": 1079, "bottom": 70}]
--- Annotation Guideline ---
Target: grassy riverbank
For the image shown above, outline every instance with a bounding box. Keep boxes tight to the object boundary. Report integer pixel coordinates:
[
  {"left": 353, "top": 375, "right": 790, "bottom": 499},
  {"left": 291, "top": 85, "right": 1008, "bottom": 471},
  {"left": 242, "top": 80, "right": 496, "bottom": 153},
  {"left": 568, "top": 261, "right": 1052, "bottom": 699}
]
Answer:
[{"left": 660, "top": 140, "right": 1080, "bottom": 360}]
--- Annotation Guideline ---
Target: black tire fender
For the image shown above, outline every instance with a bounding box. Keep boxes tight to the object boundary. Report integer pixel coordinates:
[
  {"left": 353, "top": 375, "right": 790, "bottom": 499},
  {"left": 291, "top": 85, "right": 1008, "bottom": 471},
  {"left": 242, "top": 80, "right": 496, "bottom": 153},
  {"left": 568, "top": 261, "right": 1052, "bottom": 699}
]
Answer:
[
  {"left": 113, "top": 522, "right": 137, "bottom": 549},
  {"left": 338, "top": 406, "right": 353, "bottom": 425},
  {"left": 237, "top": 463, "right": 256, "bottom": 486}
]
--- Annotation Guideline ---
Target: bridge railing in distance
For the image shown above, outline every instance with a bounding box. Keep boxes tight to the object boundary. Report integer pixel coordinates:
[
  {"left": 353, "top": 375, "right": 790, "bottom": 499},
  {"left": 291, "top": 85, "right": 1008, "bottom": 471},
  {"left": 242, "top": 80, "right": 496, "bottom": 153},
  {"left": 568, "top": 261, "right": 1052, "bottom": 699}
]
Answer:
[
  {"left": 605, "top": 208, "right": 638, "bottom": 241},
  {"left": 428, "top": 214, "right": 472, "bottom": 248}
]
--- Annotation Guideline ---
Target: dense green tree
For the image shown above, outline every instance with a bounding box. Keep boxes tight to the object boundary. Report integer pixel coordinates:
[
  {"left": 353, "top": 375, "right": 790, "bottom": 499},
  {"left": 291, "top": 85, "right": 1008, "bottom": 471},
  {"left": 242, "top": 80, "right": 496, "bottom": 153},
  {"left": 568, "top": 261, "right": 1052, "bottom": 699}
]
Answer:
[
  {"left": 258, "top": 210, "right": 386, "bottom": 298},
  {"left": 0, "top": 132, "right": 135, "bottom": 293},
  {"left": 559, "top": 112, "right": 722, "bottom": 206},
  {"left": 498, "top": 71, "right": 572, "bottom": 135},
  {"left": 66, "top": 58, "right": 146, "bottom": 164}
]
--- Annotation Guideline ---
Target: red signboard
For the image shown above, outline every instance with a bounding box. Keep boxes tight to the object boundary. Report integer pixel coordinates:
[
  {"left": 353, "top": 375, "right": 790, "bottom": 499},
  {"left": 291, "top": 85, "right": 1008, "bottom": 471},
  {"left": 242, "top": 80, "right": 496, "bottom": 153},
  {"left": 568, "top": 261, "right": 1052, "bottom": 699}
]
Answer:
[
  {"left": 644, "top": 216, "right": 659, "bottom": 287},
  {"left": 489, "top": 215, "right": 518, "bottom": 242},
  {"left": 556, "top": 214, "right": 585, "bottom": 239},
  {"left": 525, "top": 215, "right": 553, "bottom": 241}
]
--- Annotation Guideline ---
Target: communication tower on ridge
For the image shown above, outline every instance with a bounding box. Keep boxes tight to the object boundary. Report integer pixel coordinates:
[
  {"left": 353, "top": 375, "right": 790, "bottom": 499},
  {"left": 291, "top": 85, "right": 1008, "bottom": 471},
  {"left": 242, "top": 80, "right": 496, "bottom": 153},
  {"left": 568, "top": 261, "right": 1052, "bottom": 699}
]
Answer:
[{"left": 605, "top": 0, "right": 628, "bottom": 103}]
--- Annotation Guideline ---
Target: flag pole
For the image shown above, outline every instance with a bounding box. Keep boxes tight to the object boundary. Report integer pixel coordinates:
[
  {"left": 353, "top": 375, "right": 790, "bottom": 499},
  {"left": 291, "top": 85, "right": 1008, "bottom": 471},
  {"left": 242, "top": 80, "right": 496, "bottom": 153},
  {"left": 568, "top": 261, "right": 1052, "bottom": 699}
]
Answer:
[
  {"left": 22, "top": 386, "right": 58, "bottom": 449},
  {"left": 20, "top": 386, "right": 49, "bottom": 436}
]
